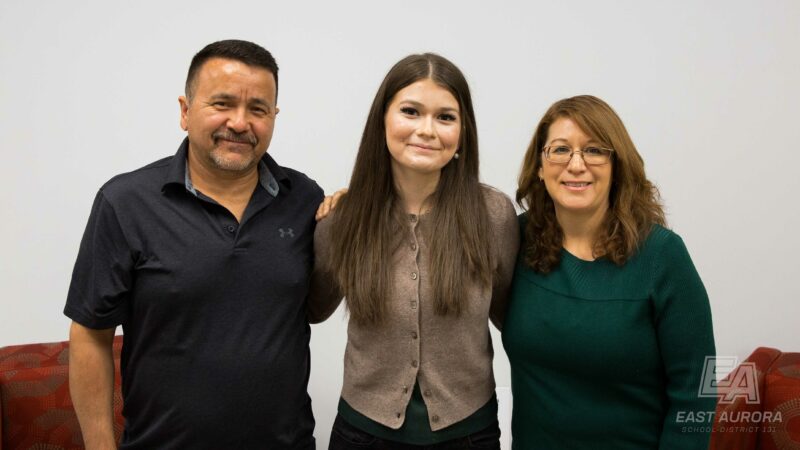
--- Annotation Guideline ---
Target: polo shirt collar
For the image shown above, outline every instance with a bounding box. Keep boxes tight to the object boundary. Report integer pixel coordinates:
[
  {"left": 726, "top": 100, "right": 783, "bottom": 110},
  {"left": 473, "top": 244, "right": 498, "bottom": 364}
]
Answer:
[{"left": 162, "top": 137, "right": 291, "bottom": 196}]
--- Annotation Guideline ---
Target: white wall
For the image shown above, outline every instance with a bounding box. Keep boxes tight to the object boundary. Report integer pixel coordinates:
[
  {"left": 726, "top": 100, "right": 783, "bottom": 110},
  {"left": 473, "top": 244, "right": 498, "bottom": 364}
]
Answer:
[{"left": 1, "top": 1, "right": 798, "bottom": 447}]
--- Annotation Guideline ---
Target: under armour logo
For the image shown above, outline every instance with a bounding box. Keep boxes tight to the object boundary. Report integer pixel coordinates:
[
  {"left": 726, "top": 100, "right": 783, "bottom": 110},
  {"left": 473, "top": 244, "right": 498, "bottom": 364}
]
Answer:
[{"left": 279, "top": 228, "right": 295, "bottom": 238}]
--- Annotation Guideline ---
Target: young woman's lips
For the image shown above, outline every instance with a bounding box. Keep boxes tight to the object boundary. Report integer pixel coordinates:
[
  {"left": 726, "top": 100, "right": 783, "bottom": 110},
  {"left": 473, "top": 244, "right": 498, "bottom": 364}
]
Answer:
[{"left": 409, "top": 143, "right": 437, "bottom": 151}]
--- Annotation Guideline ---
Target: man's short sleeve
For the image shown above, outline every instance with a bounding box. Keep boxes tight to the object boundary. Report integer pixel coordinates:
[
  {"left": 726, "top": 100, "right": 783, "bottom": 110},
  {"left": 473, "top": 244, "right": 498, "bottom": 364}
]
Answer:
[{"left": 64, "top": 190, "right": 134, "bottom": 329}]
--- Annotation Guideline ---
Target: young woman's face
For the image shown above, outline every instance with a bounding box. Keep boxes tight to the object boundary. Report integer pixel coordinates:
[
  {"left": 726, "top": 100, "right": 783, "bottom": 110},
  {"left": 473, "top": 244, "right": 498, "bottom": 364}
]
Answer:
[{"left": 384, "top": 78, "right": 461, "bottom": 177}]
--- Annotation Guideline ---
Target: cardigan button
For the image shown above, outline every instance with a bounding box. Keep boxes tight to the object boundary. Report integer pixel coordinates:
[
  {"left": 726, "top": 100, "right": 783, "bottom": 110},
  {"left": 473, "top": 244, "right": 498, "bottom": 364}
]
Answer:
[
  {"left": 410, "top": 300, "right": 417, "bottom": 309},
  {"left": 396, "top": 412, "right": 402, "bottom": 419},
  {"left": 411, "top": 331, "right": 418, "bottom": 339},
  {"left": 411, "top": 243, "right": 417, "bottom": 251},
  {"left": 402, "top": 385, "right": 408, "bottom": 394},
  {"left": 411, "top": 360, "right": 418, "bottom": 368},
  {"left": 411, "top": 272, "right": 418, "bottom": 280},
  {"left": 432, "top": 415, "right": 439, "bottom": 422}
]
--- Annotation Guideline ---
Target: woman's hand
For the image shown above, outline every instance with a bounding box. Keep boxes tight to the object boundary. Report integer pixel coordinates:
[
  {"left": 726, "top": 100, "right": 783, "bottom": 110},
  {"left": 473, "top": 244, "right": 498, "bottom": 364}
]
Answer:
[{"left": 315, "top": 188, "right": 348, "bottom": 221}]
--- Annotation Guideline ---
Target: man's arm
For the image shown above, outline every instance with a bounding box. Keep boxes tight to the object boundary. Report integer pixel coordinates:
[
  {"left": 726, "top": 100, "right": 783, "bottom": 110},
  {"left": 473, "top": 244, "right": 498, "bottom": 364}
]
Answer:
[{"left": 69, "top": 321, "right": 118, "bottom": 450}]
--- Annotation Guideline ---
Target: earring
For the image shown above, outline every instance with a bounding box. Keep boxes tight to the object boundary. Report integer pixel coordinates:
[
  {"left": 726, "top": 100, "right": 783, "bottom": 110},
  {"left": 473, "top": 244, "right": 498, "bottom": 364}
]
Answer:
[{"left": 453, "top": 152, "right": 460, "bottom": 160}]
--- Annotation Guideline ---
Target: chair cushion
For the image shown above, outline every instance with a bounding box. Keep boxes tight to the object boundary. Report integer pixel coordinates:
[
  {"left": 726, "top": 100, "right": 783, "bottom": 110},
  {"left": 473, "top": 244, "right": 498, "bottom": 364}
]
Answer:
[
  {"left": 759, "top": 352, "right": 800, "bottom": 450},
  {"left": 0, "top": 338, "right": 123, "bottom": 450},
  {"left": 710, "top": 347, "right": 781, "bottom": 450}
]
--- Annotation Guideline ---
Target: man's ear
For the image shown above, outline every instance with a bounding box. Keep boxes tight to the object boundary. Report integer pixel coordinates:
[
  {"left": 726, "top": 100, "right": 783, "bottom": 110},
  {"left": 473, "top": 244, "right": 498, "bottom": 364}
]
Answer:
[{"left": 178, "top": 96, "right": 189, "bottom": 131}]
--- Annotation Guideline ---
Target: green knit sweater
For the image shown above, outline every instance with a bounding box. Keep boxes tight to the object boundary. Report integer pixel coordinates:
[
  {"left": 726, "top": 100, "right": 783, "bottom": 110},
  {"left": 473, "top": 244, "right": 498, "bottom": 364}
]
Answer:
[{"left": 502, "top": 219, "right": 716, "bottom": 450}]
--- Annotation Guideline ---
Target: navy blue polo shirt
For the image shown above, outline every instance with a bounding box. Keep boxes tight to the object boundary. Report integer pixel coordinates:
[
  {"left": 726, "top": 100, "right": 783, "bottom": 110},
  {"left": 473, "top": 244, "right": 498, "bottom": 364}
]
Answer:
[{"left": 64, "top": 138, "right": 323, "bottom": 449}]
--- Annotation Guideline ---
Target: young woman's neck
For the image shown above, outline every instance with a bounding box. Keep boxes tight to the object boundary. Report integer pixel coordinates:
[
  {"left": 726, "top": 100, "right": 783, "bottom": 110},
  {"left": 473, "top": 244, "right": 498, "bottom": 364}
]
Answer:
[
  {"left": 392, "top": 165, "right": 441, "bottom": 215},
  {"left": 556, "top": 205, "right": 608, "bottom": 261}
]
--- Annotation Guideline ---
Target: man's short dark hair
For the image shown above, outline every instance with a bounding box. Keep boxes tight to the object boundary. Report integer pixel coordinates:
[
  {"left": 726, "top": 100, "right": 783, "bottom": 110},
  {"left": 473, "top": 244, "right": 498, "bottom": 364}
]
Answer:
[{"left": 185, "top": 39, "right": 279, "bottom": 102}]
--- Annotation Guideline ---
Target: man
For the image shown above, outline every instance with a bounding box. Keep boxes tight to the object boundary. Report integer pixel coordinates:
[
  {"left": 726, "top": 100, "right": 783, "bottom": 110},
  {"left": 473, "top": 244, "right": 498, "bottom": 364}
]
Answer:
[{"left": 64, "top": 40, "right": 321, "bottom": 449}]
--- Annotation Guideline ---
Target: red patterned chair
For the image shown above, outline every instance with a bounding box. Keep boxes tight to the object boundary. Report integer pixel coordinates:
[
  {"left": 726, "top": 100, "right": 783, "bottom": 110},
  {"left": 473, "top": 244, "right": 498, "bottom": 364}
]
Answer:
[
  {"left": 0, "top": 336, "right": 124, "bottom": 450},
  {"left": 710, "top": 347, "right": 800, "bottom": 450},
  {"left": 2, "top": 339, "right": 798, "bottom": 449}
]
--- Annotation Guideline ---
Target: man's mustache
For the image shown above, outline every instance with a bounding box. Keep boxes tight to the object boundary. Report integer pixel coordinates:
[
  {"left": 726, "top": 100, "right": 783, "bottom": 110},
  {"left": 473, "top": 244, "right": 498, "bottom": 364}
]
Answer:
[{"left": 213, "top": 130, "right": 257, "bottom": 146}]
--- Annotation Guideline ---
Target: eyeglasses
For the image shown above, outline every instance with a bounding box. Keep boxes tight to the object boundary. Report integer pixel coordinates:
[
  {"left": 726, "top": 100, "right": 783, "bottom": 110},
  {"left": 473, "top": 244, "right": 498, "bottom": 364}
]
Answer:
[{"left": 542, "top": 145, "right": 614, "bottom": 165}]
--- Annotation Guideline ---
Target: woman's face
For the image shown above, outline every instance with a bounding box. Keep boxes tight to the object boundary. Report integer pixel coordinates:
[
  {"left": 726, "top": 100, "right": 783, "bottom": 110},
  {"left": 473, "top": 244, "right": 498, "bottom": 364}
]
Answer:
[
  {"left": 538, "top": 117, "right": 613, "bottom": 221},
  {"left": 384, "top": 78, "right": 461, "bottom": 177}
]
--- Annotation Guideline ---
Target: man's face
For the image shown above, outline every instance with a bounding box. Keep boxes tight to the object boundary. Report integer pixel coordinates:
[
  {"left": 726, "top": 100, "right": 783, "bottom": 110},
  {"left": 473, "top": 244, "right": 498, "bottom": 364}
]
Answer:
[{"left": 179, "top": 58, "right": 278, "bottom": 174}]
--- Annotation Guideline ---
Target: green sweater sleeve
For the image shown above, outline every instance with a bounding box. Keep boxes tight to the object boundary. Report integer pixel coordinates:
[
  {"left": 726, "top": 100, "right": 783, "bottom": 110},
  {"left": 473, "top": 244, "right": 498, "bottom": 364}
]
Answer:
[{"left": 651, "top": 231, "right": 716, "bottom": 450}]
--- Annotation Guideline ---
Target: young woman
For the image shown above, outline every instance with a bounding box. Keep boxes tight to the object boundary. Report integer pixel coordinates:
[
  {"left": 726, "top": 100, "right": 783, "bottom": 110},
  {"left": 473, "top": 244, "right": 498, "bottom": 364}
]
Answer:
[
  {"left": 504, "top": 95, "right": 716, "bottom": 449},
  {"left": 308, "top": 53, "right": 518, "bottom": 449}
]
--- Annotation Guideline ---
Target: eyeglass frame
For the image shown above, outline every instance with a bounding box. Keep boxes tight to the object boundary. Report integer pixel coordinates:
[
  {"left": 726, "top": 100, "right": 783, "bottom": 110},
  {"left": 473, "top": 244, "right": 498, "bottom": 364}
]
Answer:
[{"left": 541, "top": 145, "right": 615, "bottom": 166}]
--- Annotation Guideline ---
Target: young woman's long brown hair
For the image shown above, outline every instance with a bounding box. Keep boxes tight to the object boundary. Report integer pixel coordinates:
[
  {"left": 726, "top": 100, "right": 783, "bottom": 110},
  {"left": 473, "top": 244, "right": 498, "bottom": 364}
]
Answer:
[
  {"left": 329, "top": 53, "right": 493, "bottom": 326},
  {"left": 516, "top": 95, "right": 666, "bottom": 273}
]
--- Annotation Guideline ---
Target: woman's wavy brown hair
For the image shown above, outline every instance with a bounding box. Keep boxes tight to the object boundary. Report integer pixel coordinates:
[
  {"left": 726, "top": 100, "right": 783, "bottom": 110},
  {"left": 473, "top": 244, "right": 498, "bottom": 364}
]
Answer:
[
  {"left": 516, "top": 95, "right": 665, "bottom": 273},
  {"left": 329, "top": 53, "right": 493, "bottom": 326}
]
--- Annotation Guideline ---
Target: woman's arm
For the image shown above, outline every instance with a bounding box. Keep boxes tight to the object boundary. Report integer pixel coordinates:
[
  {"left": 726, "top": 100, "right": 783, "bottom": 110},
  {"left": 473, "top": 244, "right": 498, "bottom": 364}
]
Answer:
[
  {"left": 307, "top": 215, "right": 345, "bottom": 323},
  {"left": 488, "top": 190, "right": 520, "bottom": 330},
  {"left": 652, "top": 232, "right": 717, "bottom": 450}
]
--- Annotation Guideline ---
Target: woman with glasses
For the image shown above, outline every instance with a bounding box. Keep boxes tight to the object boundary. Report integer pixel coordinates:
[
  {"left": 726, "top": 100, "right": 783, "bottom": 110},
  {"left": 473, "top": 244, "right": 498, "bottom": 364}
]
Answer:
[
  {"left": 308, "top": 53, "right": 518, "bottom": 449},
  {"left": 503, "top": 95, "right": 716, "bottom": 449}
]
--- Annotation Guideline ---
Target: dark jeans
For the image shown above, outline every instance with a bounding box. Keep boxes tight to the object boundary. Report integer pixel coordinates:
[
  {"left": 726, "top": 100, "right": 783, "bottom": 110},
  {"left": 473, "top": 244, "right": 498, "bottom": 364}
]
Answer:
[{"left": 328, "top": 414, "right": 501, "bottom": 450}]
